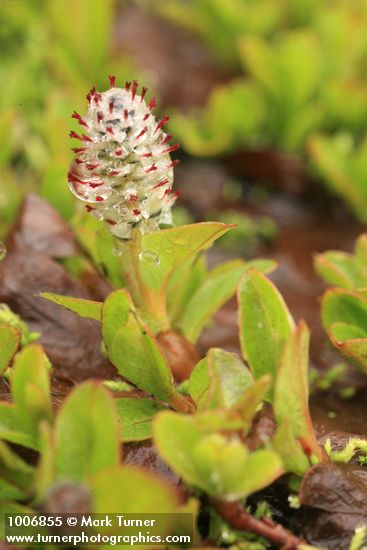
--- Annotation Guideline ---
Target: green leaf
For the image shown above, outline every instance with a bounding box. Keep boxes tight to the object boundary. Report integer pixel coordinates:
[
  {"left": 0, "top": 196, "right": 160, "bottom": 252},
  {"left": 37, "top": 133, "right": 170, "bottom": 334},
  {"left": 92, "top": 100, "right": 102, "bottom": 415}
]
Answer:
[
  {"left": 180, "top": 259, "right": 274, "bottom": 343},
  {"left": 91, "top": 464, "right": 178, "bottom": 515},
  {"left": 321, "top": 288, "right": 367, "bottom": 330},
  {"left": 273, "top": 422, "right": 310, "bottom": 476},
  {"left": 238, "top": 269, "right": 294, "bottom": 396},
  {"left": 0, "top": 324, "right": 20, "bottom": 374},
  {"left": 0, "top": 402, "right": 36, "bottom": 449},
  {"left": 115, "top": 398, "right": 167, "bottom": 442},
  {"left": 40, "top": 292, "right": 102, "bottom": 320},
  {"left": 55, "top": 381, "right": 120, "bottom": 482},
  {"left": 189, "top": 348, "right": 253, "bottom": 410},
  {"left": 274, "top": 322, "right": 322, "bottom": 461},
  {"left": 232, "top": 376, "right": 271, "bottom": 434},
  {"left": 154, "top": 412, "right": 283, "bottom": 500},
  {"left": 102, "top": 290, "right": 178, "bottom": 404},
  {"left": 140, "top": 223, "right": 233, "bottom": 292},
  {"left": 167, "top": 254, "right": 207, "bottom": 325},
  {"left": 314, "top": 251, "right": 358, "bottom": 289},
  {"left": 328, "top": 322, "right": 367, "bottom": 374},
  {"left": 12, "top": 344, "right": 53, "bottom": 442},
  {"left": 0, "top": 440, "right": 34, "bottom": 491}
]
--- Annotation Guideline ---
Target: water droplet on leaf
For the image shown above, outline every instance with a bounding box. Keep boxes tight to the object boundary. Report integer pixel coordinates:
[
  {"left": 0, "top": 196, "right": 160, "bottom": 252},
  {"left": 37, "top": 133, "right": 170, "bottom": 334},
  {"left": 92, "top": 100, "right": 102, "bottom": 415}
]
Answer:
[
  {"left": 0, "top": 242, "right": 7, "bottom": 261},
  {"left": 139, "top": 250, "right": 160, "bottom": 267}
]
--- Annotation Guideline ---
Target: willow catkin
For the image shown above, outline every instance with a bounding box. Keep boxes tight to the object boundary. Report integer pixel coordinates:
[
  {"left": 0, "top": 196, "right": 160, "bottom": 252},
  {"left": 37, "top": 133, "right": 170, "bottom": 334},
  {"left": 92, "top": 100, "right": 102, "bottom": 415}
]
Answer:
[{"left": 68, "top": 76, "right": 180, "bottom": 239}]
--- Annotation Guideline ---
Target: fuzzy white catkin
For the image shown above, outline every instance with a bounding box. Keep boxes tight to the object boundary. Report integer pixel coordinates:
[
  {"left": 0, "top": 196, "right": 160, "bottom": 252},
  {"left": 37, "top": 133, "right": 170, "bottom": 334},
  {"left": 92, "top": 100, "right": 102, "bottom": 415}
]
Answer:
[{"left": 68, "top": 76, "right": 180, "bottom": 239}]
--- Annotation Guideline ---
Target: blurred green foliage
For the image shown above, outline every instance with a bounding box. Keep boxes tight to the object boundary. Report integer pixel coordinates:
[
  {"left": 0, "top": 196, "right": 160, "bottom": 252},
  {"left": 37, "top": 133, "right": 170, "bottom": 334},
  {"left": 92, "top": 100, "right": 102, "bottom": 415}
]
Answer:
[
  {"left": 0, "top": 0, "right": 138, "bottom": 237},
  {"left": 148, "top": 0, "right": 367, "bottom": 221}
]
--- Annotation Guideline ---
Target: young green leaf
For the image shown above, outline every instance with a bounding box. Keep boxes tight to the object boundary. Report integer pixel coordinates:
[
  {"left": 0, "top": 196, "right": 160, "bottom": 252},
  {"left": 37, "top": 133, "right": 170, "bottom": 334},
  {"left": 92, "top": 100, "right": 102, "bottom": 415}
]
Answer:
[
  {"left": 0, "top": 324, "right": 20, "bottom": 374},
  {"left": 314, "top": 251, "right": 359, "bottom": 289},
  {"left": 12, "top": 344, "right": 53, "bottom": 443},
  {"left": 115, "top": 398, "right": 167, "bottom": 442},
  {"left": 91, "top": 464, "right": 178, "bottom": 514},
  {"left": 180, "top": 259, "right": 275, "bottom": 343},
  {"left": 102, "top": 290, "right": 186, "bottom": 408},
  {"left": 140, "top": 222, "right": 233, "bottom": 292},
  {"left": 322, "top": 288, "right": 367, "bottom": 330},
  {"left": 0, "top": 402, "right": 36, "bottom": 449},
  {"left": 40, "top": 292, "right": 102, "bottom": 320},
  {"left": 154, "top": 411, "right": 283, "bottom": 500},
  {"left": 0, "top": 440, "right": 34, "bottom": 491},
  {"left": 274, "top": 322, "right": 323, "bottom": 461},
  {"left": 55, "top": 381, "right": 120, "bottom": 482},
  {"left": 238, "top": 269, "right": 294, "bottom": 395},
  {"left": 189, "top": 348, "right": 253, "bottom": 410},
  {"left": 328, "top": 323, "right": 367, "bottom": 374},
  {"left": 273, "top": 422, "right": 310, "bottom": 476}
]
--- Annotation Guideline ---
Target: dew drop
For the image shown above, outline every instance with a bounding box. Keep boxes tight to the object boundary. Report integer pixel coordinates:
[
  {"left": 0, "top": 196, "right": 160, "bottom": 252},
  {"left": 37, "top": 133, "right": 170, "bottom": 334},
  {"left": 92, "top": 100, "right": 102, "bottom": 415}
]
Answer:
[
  {"left": 139, "top": 250, "right": 160, "bottom": 267},
  {"left": 0, "top": 242, "right": 7, "bottom": 261}
]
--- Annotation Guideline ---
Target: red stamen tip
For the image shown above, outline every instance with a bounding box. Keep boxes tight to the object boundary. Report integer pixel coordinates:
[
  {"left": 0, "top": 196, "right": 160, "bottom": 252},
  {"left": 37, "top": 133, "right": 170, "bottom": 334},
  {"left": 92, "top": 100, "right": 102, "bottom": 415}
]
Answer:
[
  {"left": 145, "top": 164, "right": 157, "bottom": 174},
  {"left": 168, "top": 159, "right": 180, "bottom": 168},
  {"left": 148, "top": 97, "right": 156, "bottom": 111},
  {"left": 155, "top": 115, "right": 170, "bottom": 133},
  {"left": 131, "top": 80, "right": 138, "bottom": 100},
  {"left": 136, "top": 127, "right": 148, "bottom": 139},
  {"left": 125, "top": 81, "right": 131, "bottom": 91},
  {"left": 109, "top": 100, "right": 114, "bottom": 113},
  {"left": 106, "top": 126, "right": 114, "bottom": 135},
  {"left": 124, "top": 109, "right": 129, "bottom": 121},
  {"left": 161, "top": 133, "right": 172, "bottom": 145},
  {"left": 141, "top": 87, "right": 148, "bottom": 101},
  {"left": 109, "top": 75, "right": 116, "bottom": 87},
  {"left": 162, "top": 143, "right": 180, "bottom": 154},
  {"left": 96, "top": 196, "right": 104, "bottom": 202},
  {"left": 97, "top": 111, "right": 103, "bottom": 123},
  {"left": 71, "top": 111, "right": 88, "bottom": 128},
  {"left": 115, "top": 149, "right": 122, "bottom": 156},
  {"left": 85, "top": 205, "right": 95, "bottom": 212},
  {"left": 133, "top": 209, "right": 141, "bottom": 216}
]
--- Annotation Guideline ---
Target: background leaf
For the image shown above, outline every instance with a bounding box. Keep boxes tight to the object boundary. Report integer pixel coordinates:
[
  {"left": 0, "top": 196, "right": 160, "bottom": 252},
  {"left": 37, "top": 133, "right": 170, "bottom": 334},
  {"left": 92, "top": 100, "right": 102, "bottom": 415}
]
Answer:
[
  {"left": 115, "top": 398, "right": 167, "bottom": 442},
  {"left": 0, "top": 324, "right": 20, "bottom": 374},
  {"left": 40, "top": 292, "right": 102, "bottom": 320},
  {"left": 55, "top": 381, "right": 120, "bottom": 482},
  {"left": 238, "top": 269, "right": 294, "bottom": 396}
]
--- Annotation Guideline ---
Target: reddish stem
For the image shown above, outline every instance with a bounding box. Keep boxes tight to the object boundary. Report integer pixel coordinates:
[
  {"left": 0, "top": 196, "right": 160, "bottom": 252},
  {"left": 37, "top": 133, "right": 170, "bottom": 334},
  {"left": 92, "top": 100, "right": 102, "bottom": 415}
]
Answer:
[{"left": 213, "top": 499, "right": 304, "bottom": 549}]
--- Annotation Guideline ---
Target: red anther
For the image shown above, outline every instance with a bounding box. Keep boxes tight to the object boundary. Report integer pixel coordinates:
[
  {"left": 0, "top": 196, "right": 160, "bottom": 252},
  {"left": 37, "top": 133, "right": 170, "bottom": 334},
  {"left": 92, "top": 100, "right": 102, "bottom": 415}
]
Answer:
[
  {"left": 153, "top": 179, "right": 169, "bottom": 189},
  {"left": 82, "top": 134, "right": 93, "bottom": 142},
  {"left": 167, "top": 159, "right": 180, "bottom": 168},
  {"left": 96, "top": 196, "right": 104, "bottom": 202},
  {"left": 162, "top": 143, "right": 180, "bottom": 154},
  {"left": 75, "top": 158, "right": 85, "bottom": 165},
  {"left": 109, "top": 75, "right": 116, "bottom": 87},
  {"left": 86, "top": 163, "right": 99, "bottom": 170},
  {"left": 142, "top": 152, "right": 153, "bottom": 157},
  {"left": 85, "top": 205, "right": 95, "bottom": 212},
  {"left": 69, "top": 130, "right": 82, "bottom": 140},
  {"left": 68, "top": 172, "right": 86, "bottom": 185},
  {"left": 155, "top": 115, "right": 170, "bottom": 133},
  {"left": 109, "top": 170, "right": 120, "bottom": 176},
  {"left": 106, "top": 126, "right": 114, "bottom": 135},
  {"left": 163, "top": 187, "right": 172, "bottom": 196},
  {"left": 129, "top": 195, "right": 139, "bottom": 201},
  {"left": 124, "top": 109, "right": 128, "bottom": 121},
  {"left": 136, "top": 127, "right": 148, "bottom": 139},
  {"left": 143, "top": 113, "right": 150, "bottom": 121},
  {"left": 133, "top": 209, "right": 141, "bottom": 216},
  {"left": 86, "top": 87, "right": 96, "bottom": 103},
  {"left": 94, "top": 93, "right": 101, "bottom": 106},
  {"left": 148, "top": 97, "right": 156, "bottom": 111},
  {"left": 145, "top": 164, "right": 157, "bottom": 173},
  {"left": 141, "top": 87, "right": 148, "bottom": 101},
  {"left": 109, "top": 100, "right": 114, "bottom": 113},
  {"left": 97, "top": 111, "right": 103, "bottom": 123},
  {"left": 89, "top": 182, "right": 103, "bottom": 188},
  {"left": 115, "top": 149, "right": 122, "bottom": 156},
  {"left": 131, "top": 80, "right": 138, "bottom": 100},
  {"left": 125, "top": 81, "right": 131, "bottom": 91},
  {"left": 72, "top": 111, "right": 88, "bottom": 128},
  {"left": 161, "top": 133, "right": 172, "bottom": 145},
  {"left": 106, "top": 219, "right": 117, "bottom": 225},
  {"left": 72, "top": 147, "right": 87, "bottom": 154}
]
